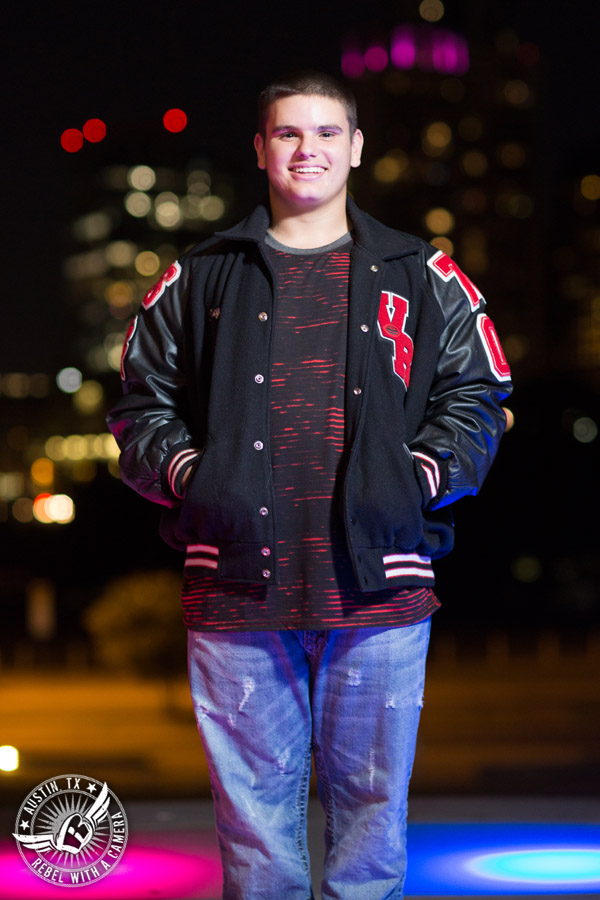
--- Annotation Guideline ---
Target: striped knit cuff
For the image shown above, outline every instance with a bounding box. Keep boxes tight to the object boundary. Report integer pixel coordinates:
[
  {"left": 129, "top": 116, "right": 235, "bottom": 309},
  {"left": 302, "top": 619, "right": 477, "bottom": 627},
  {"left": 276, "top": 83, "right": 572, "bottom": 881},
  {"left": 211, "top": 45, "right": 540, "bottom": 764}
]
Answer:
[
  {"left": 412, "top": 451, "right": 442, "bottom": 504},
  {"left": 166, "top": 447, "right": 201, "bottom": 499}
]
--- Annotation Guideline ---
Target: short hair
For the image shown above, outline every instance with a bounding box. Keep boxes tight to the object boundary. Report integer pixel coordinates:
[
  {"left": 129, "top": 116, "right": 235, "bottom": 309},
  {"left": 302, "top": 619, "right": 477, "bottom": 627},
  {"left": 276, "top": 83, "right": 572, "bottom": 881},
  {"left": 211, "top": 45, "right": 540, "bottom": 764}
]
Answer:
[{"left": 257, "top": 70, "right": 358, "bottom": 137}]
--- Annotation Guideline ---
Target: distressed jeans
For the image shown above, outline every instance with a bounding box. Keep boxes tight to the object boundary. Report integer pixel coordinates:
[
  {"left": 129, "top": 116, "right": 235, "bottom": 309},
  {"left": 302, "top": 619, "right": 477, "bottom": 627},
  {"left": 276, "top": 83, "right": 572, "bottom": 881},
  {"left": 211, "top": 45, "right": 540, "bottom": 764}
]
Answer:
[{"left": 187, "top": 620, "right": 431, "bottom": 900}]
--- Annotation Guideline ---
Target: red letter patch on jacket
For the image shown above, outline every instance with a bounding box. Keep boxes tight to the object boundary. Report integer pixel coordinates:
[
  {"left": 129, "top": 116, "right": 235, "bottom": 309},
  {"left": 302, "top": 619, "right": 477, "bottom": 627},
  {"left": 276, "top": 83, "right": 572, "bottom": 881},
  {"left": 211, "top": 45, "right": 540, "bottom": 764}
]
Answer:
[
  {"left": 142, "top": 261, "right": 182, "bottom": 310},
  {"left": 427, "top": 250, "right": 483, "bottom": 311},
  {"left": 377, "top": 291, "right": 414, "bottom": 389}
]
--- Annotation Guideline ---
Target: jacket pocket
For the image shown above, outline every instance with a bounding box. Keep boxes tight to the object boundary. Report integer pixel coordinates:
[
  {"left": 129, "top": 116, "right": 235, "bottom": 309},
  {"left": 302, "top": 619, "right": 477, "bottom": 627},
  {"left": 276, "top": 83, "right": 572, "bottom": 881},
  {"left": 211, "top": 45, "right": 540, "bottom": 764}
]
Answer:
[{"left": 346, "top": 440, "right": 424, "bottom": 551}]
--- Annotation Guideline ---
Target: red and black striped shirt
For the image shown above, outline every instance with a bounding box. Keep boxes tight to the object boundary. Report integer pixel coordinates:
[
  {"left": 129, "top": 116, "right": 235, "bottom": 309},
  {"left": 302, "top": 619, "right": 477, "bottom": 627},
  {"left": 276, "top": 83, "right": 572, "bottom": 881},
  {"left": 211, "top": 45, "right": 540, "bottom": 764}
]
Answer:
[{"left": 181, "top": 234, "right": 440, "bottom": 630}]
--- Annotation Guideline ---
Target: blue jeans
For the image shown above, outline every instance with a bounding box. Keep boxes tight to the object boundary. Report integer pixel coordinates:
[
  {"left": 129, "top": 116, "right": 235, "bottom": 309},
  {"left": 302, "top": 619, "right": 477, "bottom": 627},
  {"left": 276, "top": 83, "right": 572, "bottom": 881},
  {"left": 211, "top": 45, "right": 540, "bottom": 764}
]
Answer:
[{"left": 187, "top": 621, "right": 431, "bottom": 900}]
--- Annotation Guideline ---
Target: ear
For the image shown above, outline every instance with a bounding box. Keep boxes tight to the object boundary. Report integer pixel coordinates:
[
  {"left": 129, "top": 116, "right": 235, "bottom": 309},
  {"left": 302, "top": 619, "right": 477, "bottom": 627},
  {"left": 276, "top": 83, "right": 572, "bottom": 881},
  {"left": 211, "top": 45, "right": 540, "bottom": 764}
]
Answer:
[
  {"left": 254, "top": 133, "right": 266, "bottom": 170},
  {"left": 350, "top": 129, "right": 364, "bottom": 169}
]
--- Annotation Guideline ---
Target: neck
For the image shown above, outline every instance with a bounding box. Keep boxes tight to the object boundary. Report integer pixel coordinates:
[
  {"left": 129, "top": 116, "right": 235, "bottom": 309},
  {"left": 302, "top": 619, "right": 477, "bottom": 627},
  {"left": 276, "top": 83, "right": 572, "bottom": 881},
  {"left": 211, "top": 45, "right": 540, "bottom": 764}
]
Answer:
[{"left": 268, "top": 193, "right": 350, "bottom": 249}]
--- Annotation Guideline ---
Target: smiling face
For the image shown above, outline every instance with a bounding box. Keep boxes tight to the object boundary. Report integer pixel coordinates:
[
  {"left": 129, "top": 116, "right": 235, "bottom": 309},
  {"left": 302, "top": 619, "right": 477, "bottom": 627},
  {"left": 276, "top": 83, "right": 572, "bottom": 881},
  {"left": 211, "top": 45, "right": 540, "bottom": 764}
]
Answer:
[{"left": 254, "top": 94, "right": 363, "bottom": 221}]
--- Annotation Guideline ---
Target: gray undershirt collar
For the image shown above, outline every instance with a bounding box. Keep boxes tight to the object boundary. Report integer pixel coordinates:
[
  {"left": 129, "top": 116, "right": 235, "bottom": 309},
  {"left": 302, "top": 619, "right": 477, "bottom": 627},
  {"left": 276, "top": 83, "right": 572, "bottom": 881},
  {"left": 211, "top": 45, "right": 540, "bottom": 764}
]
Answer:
[{"left": 265, "top": 230, "right": 353, "bottom": 255}]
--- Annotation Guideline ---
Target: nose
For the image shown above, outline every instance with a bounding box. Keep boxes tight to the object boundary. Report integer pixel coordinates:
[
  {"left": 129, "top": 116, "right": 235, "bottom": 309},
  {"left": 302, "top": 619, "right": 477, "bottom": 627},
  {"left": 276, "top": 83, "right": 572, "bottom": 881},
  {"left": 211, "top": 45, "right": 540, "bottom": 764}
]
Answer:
[{"left": 295, "top": 135, "right": 317, "bottom": 158}]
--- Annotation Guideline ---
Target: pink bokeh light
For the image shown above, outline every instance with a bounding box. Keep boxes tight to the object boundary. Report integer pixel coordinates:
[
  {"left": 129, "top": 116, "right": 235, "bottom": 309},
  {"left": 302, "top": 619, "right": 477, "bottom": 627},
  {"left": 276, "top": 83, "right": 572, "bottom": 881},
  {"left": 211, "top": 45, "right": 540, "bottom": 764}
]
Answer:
[
  {"left": 364, "top": 45, "right": 389, "bottom": 73},
  {"left": 390, "top": 26, "right": 416, "bottom": 70},
  {"left": 0, "top": 838, "right": 222, "bottom": 900},
  {"left": 341, "top": 49, "right": 364, "bottom": 79}
]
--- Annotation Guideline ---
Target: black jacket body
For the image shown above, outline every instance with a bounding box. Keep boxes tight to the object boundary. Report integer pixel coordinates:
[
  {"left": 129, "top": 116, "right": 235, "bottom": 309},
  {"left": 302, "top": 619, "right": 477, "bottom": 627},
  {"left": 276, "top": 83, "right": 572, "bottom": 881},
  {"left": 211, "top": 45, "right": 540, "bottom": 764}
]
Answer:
[{"left": 107, "top": 199, "right": 512, "bottom": 593}]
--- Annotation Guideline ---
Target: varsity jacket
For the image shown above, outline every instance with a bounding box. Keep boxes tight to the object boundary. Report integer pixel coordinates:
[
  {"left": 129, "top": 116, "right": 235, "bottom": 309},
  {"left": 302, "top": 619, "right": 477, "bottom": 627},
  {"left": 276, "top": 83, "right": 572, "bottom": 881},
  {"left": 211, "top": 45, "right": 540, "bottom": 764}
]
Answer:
[{"left": 107, "top": 198, "right": 512, "bottom": 593}]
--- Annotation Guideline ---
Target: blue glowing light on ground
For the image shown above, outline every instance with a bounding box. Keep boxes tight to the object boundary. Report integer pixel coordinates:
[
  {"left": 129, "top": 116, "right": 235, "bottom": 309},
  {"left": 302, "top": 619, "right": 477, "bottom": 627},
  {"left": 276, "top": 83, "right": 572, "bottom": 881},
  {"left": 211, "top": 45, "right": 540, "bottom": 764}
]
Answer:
[
  {"left": 468, "top": 848, "right": 600, "bottom": 884},
  {"left": 404, "top": 824, "right": 600, "bottom": 895}
]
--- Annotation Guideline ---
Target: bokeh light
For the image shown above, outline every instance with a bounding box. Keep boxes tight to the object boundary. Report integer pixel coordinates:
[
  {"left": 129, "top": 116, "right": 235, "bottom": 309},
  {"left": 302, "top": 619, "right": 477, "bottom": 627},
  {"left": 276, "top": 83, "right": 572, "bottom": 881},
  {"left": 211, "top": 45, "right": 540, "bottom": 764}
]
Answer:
[
  {"left": 424, "top": 207, "right": 455, "bottom": 234},
  {"left": 12, "top": 498, "right": 33, "bottom": 523},
  {"left": 33, "top": 493, "right": 75, "bottom": 524},
  {"left": 581, "top": 174, "right": 600, "bottom": 200},
  {"left": 73, "top": 380, "right": 104, "bottom": 414},
  {"left": 419, "top": 0, "right": 444, "bottom": 22},
  {"left": 30, "top": 458, "right": 54, "bottom": 488},
  {"left": 462, "top": 150, "right": 488, "bottom": 177},
  {"left": 83, "top": 118, "right": 107, "bottom": 143},
  {"left": 128, "top": 165, "right": 156, "bottom": 191},
  {"left": 341, "top": 47, "right": 364, "bottom": 79},
  {"left": 125, "top": 191, "right": 152, "bottom": 218},
  {"left": 573, "top": 416, "right": 598, "bottom": 443},
  {"left": 503, "top": 79, "right": 531, "bottom": 106},
  {"left": 163, "top": 108, "right": 188, "bottom": 133},
  {"left": 56, "top": 367, "right": 82, "bottom": 394},
  {"left": 468, "top": 848, "right": 600, "bottom": 885},
  {"left": 430, "top": 236, "right": 454, "bottom": 256},
  {"left": 0, "top": 745, "right": 19, "bottom": 772},
  {"left": 422, "top": 121, "right": 452, "bottom": 156},
  {"left": 199, "top": 196, "right": 225, "bottom": 222},
  {"left": 135, "top": 251, "right": 161, "bottom": 277},
  {"left": 373, "top": 150, "right": 409, "bottom": 184},
  {"left": 60, "top": 128, "right": 83, "bottom": 153},
  {"left": 364, "top": 43, "right": 388, "bottom": 72}
]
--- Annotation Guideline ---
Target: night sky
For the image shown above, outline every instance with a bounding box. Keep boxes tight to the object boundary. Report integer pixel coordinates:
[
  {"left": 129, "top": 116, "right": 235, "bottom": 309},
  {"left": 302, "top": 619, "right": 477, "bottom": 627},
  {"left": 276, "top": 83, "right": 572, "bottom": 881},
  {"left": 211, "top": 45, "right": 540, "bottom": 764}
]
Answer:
[{"left": 3, "top": 0, "right": 599, "bottom": 373}]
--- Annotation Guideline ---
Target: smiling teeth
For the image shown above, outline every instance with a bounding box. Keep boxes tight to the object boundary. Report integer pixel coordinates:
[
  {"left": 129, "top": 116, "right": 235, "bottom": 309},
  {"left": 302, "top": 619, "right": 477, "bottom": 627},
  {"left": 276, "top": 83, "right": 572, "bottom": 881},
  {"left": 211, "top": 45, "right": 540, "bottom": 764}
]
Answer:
[{"left": 292, "top": 167, "right": 325, "bottom": 173}]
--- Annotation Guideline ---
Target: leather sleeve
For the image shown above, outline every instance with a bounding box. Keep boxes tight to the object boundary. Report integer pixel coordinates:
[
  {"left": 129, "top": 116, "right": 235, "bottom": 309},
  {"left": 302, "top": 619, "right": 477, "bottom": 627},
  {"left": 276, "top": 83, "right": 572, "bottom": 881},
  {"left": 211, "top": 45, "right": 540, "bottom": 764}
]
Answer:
[
  {"left": 106, "top": 260, "right": 201, "bottom": 508},
  {"left": 408, "top": 248, "right": 513, "bottom": 510}
]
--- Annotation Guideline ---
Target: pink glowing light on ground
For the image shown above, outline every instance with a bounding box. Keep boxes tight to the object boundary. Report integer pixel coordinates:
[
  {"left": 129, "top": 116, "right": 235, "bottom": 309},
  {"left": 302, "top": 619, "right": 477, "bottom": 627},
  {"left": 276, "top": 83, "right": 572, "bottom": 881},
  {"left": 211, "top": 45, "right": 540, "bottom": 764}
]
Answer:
[{"left": 0, "top": 839, "right": 222, "bottom": 900}]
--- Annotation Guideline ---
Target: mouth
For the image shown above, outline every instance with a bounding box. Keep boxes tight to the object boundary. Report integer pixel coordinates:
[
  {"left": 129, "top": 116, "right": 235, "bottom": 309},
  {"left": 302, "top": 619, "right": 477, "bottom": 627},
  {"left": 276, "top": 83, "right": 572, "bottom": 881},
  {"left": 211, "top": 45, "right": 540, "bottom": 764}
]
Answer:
[{"left": 289, "top": 166, "right": 326, "bottom": 174}]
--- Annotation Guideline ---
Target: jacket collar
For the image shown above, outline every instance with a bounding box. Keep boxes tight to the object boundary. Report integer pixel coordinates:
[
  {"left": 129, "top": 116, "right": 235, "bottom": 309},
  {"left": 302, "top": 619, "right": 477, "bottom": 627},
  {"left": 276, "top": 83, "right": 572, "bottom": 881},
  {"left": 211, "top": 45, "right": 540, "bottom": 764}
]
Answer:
[{"left": 216, "top": 196, "right": 421, "bottom": 261}]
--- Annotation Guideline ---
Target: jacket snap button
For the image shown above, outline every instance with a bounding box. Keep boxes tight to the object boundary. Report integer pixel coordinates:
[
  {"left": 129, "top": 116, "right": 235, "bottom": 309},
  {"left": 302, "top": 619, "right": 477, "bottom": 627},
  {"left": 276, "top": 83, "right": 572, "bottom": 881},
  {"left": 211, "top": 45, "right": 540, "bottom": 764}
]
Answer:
[
  {"left": 262, "top": 569, "right": 271, "bottom": 579},
  {"left": 258, "top": 311, "right": 268, "bottom": 321},
  {"left": 353, "top": 387, "right": 362, "bottom": 396},
  {"left": 370, "top": 264, "right": 379, "bottom": 272},
  {"left": 261, "top": 546, "right": 271, "bottom": 557},
  {"left": 259, "top": 506, "right": 269, "bottom": 516},
  {"left": 254, "top": 374, "right": 264, "bottom": 383},
  {"left": 360, "top": 323, "right": 369, "bottom": 332},
  {"left": 254, "top": 441, "right": 264, "bottom": 450}
]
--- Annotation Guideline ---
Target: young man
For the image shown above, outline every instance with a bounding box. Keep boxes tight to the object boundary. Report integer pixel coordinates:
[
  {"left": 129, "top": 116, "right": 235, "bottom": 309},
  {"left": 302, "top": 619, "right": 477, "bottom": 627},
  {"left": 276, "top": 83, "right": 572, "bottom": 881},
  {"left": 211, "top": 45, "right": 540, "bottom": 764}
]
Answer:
[{"left": 108, "top": 72, "right": 512, "bottom": 900}]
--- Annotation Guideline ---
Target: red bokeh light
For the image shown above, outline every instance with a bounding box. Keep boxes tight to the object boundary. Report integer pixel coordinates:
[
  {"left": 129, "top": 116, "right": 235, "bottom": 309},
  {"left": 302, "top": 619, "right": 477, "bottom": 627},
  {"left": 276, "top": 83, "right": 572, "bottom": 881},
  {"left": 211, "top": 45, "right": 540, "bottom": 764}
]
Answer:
[
  {"left": 517, "top": 42, "right": 540, "bottom": 66},
  {"left": 163, "top": 108, "right": 188, "bottom": 133},
  {"left": 60, "top": 128, "right": 84, "bottom": 153},
  {"left": 83, "top": 118, "right": 107, "bottom": 143}
]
